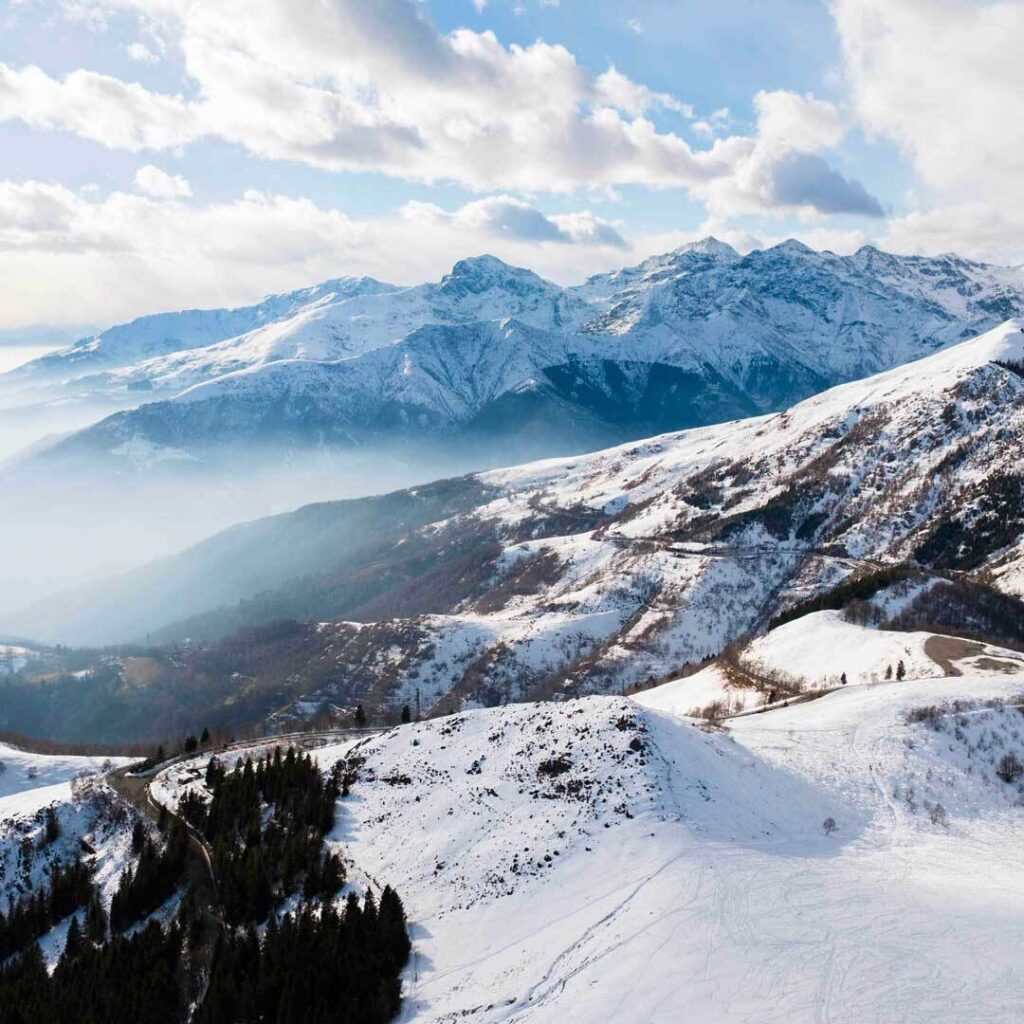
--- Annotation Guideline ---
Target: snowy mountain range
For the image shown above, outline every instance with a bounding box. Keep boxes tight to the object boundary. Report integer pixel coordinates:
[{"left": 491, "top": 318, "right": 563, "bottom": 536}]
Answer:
[
  {"left": 6, "top": 239, "right": 1023, "bottom": 474},
  {"left": 14, "top": 319, "right": 1024, "bottom": 719}
]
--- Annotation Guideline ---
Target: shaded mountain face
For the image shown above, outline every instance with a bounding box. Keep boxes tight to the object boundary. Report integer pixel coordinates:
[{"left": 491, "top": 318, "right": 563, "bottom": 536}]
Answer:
[
  {"left": 13, "top": 321, "right": 1024, "bottom": 727},
  {"left": 6, "top": 240, "right": 1023, "bottom": 477}
]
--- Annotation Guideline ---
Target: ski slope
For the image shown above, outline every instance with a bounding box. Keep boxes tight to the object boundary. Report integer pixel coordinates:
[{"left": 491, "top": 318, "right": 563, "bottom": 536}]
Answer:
[{"left": 306, "top": 661, "right": 1024, "bottom": 1023}]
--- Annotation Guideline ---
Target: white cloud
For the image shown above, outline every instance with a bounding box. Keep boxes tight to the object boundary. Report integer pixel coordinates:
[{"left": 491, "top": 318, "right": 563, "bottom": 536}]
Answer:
[
  {"left": 134, "top": 164, "right": 192, "bottom": 198},
  {"left": 626, "top": 18, "right": 643, "bottom": 34},
  {"left": 0, "top": 0, "right": 867, "bottom": 221},
  {"left": 0, "top": 63, "right": 198, "bottom": 150},
  {"left": 126, "top": 41, "right": 160, "bottom": 63},
  {"left": 403, "top": 195, "right": 626, "bottom": 248},
  {"left": 882, "top": 203, "right": 1024, "bottom": 266},
  {"left": 833, "top": 0, "right": 1024, "bottom": 260},
  {"left": 595, "top": 66, "right": 693, "bottom": 117},
  {"left": 753, "top": 89, "right": 844, "bottom": 153},
  {"left": 0, "top": 181, "right": 641, "bottom": 328},
  {"left": 694, "top": 90, "right": 883, "bottom": 219}
]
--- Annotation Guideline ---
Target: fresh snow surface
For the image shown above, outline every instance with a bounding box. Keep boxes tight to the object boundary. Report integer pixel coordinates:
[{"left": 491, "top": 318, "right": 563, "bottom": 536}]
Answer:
[
  {"left": 0, "top": 742, "right": 127, "bottom": 813},
  {"left": 631, "top": 664, "right": 763, "bottom": 717},
  {"left": 175, "top": 659, "right": 1021, "bottom": 1024},
  {"left": 634, "top": 611, "right": 1024, "bottom": 718},
  {"left": 744, "top": 610, "right": 945, "bottom": 686}
]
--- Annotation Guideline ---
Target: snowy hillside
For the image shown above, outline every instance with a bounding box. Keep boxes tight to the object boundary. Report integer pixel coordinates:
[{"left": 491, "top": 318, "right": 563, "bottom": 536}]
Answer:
[
  {"left": 6, "top": 241, "right": 1024, "bottom": 474},
  {"left": 0, "top": 275, "right": 394, "bottom": 394},
  {"left": 0, "top": 744, "right": 136, "bottom": 969},
  {"left": 13, "top": 316, "right": 1024, "bottom": 722},
  {"left": 138, "top": 654, "right": 1024, "bottom": 1023},
  {"left": 0, "top": 742, "right": 126, "bottom": 817},
  {"left": 633, "top": 610, "right": 1024, "bottom": 718}
]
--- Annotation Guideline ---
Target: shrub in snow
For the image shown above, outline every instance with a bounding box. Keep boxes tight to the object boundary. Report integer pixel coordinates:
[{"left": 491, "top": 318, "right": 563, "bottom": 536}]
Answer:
[
  {"left": 996, "top": 753, "right": 1023, "bottom": 784},
  {"left": 822, "top": 817, "right": 837, "bottom": 836}
]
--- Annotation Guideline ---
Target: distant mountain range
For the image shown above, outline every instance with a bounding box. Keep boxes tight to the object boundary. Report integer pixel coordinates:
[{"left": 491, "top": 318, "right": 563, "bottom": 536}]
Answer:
[{"left": 5, "top": 239, "right": 1023, "bottom": 474}]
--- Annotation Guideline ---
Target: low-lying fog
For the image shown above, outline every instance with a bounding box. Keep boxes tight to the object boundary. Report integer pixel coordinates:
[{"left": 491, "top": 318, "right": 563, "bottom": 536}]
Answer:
[{"left": 0, "top": 444, "right": 488, "bottom": 640}]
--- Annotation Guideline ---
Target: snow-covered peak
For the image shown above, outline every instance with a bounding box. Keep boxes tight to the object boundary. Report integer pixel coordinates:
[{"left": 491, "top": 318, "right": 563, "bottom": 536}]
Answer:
[
  {"left": 671, "top": 236, "right": 740, "bottom": 259},
  {"left": 439, "top": 254, "right": 556, "bottom": 298},
  {"left": 763, "top": 237, "right": 815, "bottom": 257}
]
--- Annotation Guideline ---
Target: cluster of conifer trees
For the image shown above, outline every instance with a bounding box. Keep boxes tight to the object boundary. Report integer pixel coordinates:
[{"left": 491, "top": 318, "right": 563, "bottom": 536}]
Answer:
[
  {"left": 109, "top": 818, "right": 187, "bottom": 931},
  {"left": 0, "top": 921, "right": 183, "bottom": 1024},
  {"left": 0, "top": 743, "right": 410, "bottom": 1022},
  {"left": 0, "top": 860, "right": 93, "bottom": 962},
  {"left": 180, "top": 747, "right": 344, "bottom": 924},
  {"left": 197, "top": 888, "right": 410, "bottom": 1023}
]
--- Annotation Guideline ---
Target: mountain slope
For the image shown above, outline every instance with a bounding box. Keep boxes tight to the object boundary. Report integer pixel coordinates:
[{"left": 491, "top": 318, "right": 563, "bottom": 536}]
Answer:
[
  {"left": 143, "top": 662, "right": 1024, "bottom": 1023},
  {"left": 12, "top": 320, "right": 1024, "bottom": 724},
  {"left": 0, "top": 275, "right": 395, "bottom": 396},
  {"left": 34, "top": 319, "right": 759, "bottom": 469}
]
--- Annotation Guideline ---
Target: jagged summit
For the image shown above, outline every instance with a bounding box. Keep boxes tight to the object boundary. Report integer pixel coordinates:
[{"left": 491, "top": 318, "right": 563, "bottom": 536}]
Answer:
[
  {"left": 3, "top": 241, "right": 1024, "bottom": 497},
  {"left": 670, "top": 236, "right": 740, "bottom": 259}
]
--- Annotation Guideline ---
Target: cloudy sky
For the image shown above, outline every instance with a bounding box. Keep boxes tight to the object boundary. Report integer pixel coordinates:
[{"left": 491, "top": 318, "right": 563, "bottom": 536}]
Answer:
[{"left": 0, "top": 0, "right": 1020, "bottom": 333}]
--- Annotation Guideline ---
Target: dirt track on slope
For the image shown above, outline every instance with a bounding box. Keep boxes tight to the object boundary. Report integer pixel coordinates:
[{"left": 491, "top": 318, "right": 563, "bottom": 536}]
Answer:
[{"left": 924, "top": 636, "right": 986, "bottom": 676}]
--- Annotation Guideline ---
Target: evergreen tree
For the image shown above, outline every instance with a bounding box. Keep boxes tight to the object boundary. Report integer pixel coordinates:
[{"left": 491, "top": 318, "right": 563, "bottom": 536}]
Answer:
[
  {"left": 400, "top": 705, "right": 411, "bottom": 724},
  {"left": 354, "top": 705, "right": 367, "bottom": 728},
  {"left": 61, "top": 917, "right": 82, "bottom": 963},
  {"left": 43, "top": 807, "right": 61, "bottom": 845},
  {"left": 131, "top": 819, "right": 148, "bottom": 855},
  {"left": 896, "top": 659, "right": 906, "bottom": 681},
  {"left": 84, "top": 893, "right": 106, "bottom": 945},
  {"left": 885, "top": 664, "right": 893, "bottom": 680}
]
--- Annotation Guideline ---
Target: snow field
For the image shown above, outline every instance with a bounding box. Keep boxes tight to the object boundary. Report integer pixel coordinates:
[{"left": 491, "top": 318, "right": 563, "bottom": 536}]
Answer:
[
  {"left": 312, "top": 668, "right": 1024, "bottom": 1023},
  {"left": 743, "top": 610, "right": 942, "bottom": 686}
]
